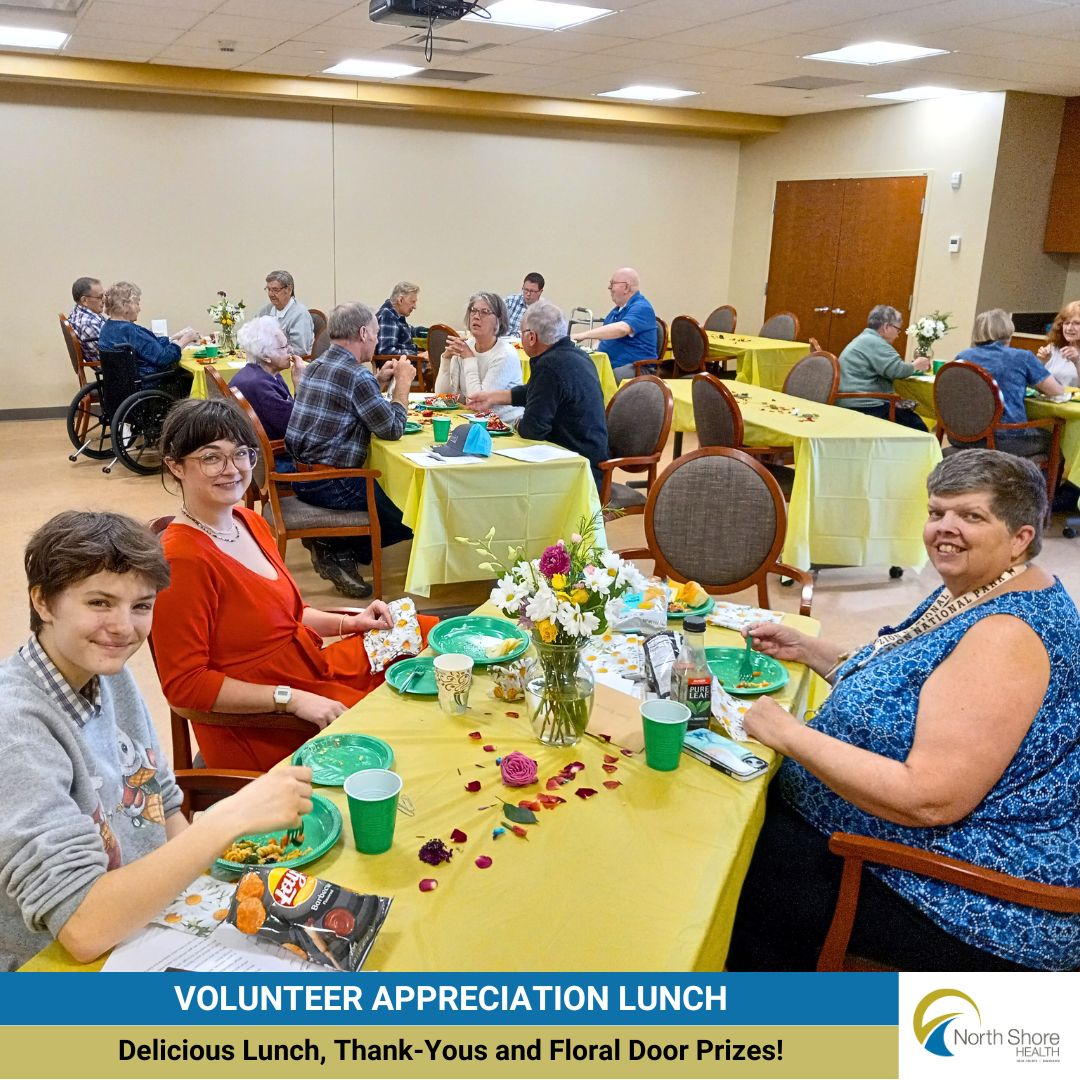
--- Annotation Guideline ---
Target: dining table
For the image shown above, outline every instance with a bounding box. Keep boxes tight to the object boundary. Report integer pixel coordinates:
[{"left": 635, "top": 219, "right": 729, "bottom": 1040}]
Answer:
[
  {"left": 22, "top": 606, "right": 820, "bottom": 973},
  {"left": 897, "top": 374, "right": 1080, "bottom": 487},
  {"left": 366, "top": 400, "right": 603, "bottom": 597},
  {"left": 703, "top": 333, "right": 810, "bottom": 391},
  {"left": 669, "top": 380, "right": 942, "bottom": 571}
]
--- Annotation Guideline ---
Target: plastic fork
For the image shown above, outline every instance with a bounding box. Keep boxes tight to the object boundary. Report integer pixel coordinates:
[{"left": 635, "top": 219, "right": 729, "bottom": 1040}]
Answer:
[
  {"left": 285, "top": 826, "right": 303, "bottom": 847},
  {"left": 738, "top": 633, "right": 757, "bottom": 681}
]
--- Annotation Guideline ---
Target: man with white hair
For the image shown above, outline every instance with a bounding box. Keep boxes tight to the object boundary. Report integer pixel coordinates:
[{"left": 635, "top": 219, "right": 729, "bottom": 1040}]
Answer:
[
  {"left": 467, "top": 301, "right": 608, "bottom": 487},
  {"left": 376, "top": 281, "right": 421, "bottom": 356},
  {"left": 256, "top": 269, "right": 314, "bottom": 356},
  {"left": 570, "top": 266, "right": 657, "bottom": 382}
]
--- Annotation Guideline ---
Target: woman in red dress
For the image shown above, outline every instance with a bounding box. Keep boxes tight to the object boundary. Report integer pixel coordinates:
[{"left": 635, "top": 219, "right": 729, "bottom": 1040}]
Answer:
[{"left": 152, "top": 398, "right": 434, "bottom": 771}]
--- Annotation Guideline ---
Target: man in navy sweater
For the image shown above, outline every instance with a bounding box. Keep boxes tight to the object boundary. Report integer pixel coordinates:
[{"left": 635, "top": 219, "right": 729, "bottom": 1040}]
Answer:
[{"left": 467, "top": 301, "right": 608, "bottom": 487}]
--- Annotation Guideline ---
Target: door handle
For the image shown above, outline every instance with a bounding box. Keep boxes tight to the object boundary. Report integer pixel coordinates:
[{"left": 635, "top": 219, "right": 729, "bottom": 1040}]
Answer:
[
  {"left": 813, "top": 306, "right": 830, "bottom": 313},
  {"left": 831, "top": 308, "right": 846, "bottom": 315}
]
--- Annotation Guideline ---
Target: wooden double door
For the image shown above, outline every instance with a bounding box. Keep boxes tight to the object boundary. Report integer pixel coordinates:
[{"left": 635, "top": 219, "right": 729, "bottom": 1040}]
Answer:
[{"left": 765, "top": 175, "right": 926, "bottom": 357}]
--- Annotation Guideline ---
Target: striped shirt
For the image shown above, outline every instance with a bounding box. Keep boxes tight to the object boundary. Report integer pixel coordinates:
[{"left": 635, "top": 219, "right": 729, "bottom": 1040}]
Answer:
[
  {"left": 17, "top": 635, "right": 101, "bottom": 728},
  {"left": 504, "top": 292, "right": 527, "bottom": 336}
]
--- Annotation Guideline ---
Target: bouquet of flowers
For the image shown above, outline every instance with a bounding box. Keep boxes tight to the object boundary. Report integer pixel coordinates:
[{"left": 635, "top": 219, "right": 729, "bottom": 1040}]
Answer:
[
  {"left": 460, "top": 513, "right": 649, "bottom": 745},
  {"left": 207, "top": 290, "right": 245, "bottom": 352},
  {"left": 907, "top": 310, "right": 954, "bottom": 359}
]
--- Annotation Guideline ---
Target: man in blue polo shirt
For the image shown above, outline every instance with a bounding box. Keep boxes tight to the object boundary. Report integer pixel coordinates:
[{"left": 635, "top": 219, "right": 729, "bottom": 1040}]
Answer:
[{"left": 571, "top": 267, "right": 657, "bottom": 382}]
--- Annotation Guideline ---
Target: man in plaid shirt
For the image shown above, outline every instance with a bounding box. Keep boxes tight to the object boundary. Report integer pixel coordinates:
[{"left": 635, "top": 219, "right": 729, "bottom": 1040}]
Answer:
[
  {"left": 68, "top": 276, "right": 106, "bottom": 363},
  {"left": 376, "top": 281, "right": 420, "bottom": 355},
  {"left": 503, "top": 272, "right": 545, "bottom": 336},
  {"left": 286, "top": 302, "right": 416, "bottom": 598}
]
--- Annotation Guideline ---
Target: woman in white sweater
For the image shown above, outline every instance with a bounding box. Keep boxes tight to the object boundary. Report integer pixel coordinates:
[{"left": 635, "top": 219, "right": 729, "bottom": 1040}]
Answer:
[
  {"left": 1037, "top": 301, "right": 1080, "bottom": 387},
  {"left": 435, "top": 291, "right": 524, "bottom": 424}
]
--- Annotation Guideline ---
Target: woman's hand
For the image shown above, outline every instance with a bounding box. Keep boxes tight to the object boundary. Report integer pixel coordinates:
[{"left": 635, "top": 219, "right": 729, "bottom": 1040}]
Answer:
[
  {"left": 444, "top": 336, "right": 475, "bottom": 360},
  {"left": 347, "top": 601, "right": 393, "bottom": 634},
  {"left": 212, "top": 766, "right": 314, "bottom": 837},
  {"left": 174, "top": 327, "right": 200, "bottom": 347},
  {"left": 289, "top": 690, "right": 346, "bottom": 729},
  {"left": 744, "top": 622, "right": 809, "bottom": 663},
  {"left": 1037, "top": 344, "right": 1052, "bottom": 362},
  {"left": 289, "top": 355, "right": 308, "bottom": 380},
  {"left": 1061, "top": 345, "right": 1080, "bottom": 365},
  {"left": 742, "top": 696, "right": 800, "bottom": 753}
]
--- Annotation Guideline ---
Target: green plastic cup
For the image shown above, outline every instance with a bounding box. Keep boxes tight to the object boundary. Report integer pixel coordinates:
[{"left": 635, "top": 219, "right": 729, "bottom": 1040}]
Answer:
[
  {"left": 343, "top": 769, "right": 402, "bottom": 854},
  {"left": 432, "top": 416, "right": 451, "bottom": 443},
  {"left": 640, "top": 699, "right": 691, "bottom": 771},
  {"left": 932, "top": 359, "right": 946, "bottom": 374}
]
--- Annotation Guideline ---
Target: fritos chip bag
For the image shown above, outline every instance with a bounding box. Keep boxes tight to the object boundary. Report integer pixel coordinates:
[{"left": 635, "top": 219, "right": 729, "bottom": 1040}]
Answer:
[{"left": 226, "top": 867, "right": 391, "bottom": 971}]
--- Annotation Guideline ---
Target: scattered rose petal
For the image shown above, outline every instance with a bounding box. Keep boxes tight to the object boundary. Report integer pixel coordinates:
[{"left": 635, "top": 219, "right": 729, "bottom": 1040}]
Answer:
[
  {"left": 602, "top": 763, "right": 619, "bottom": 774},
  {"left": 566, "top": 761, "right": 586, "bottom": 774},
  {"left": 575, "top": 787, "right": 598, "bottom": 800},
  {"left": 508, "top": 824, "right": 529, "bottom": 839},
  {"left": 505, "top": 711, "right": 519, "bottom": 718},
  {"left": 603, "top": 753, "right": 619, "bottom": 764},
  {"left": 475, "top": 855, "right": 492, "bottom": 869},
  {"left": 501, "top": 750, "right": 539, "bottom": 787},
  {"left": 419, "top": 878, "right": 438, "bottom": 892},
  {"left": 468, "top": 731, "right": 482, "bottom": 740},
  {"left": 492, "top": 827, "right": 506, "bottom": 839},
  {"left": 537, "top": 793, "right": 566, "bottom": 809},
  {"left": 483, "top": 744, "right": 496, "bottom": 752},
  {"left": 545, "top": 777, "right": 564, "bottom": 790},
  {"left": 418, "top": 838, "right": 453, "bottom": 866},
  {"left": 603, "top": 780, "right": 623, "bottom": 790},
  {"left": 450, "top": 828, "right": 467, "bottom": 844},
  {"left": 465, "top": 780, "right": 481, "bottom": 792},
  {"left": 620, "top": 748, "right": 634, "bottom": 757},
  {"left": 595, "top": 733, "right": 612, "bottom": 743},
  {"left": 518, "top": 799, "right": 542, "bottom": 812}
]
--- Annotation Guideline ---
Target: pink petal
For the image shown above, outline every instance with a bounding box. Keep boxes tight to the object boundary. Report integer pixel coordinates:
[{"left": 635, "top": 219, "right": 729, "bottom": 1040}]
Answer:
[
  {"left": 603, "top": 780, "right": 623, "bottom": 790},
  {"left": 537, "top": 794, "right": 566, "bottom": 809},
  {"left": 575, "top": 787, "right": 598, "bottom": 800},
  {"left": 465, "top": 780, "right": 481, "bottom": 792},
  {"left": 474, "top": 855, "right": 492, "bottom": 869},
  {"left": 450, "top": 828, "right": 467, "bottom": 844},
  {"left": 595, "top": 733, "right": 612, "bottom": 743},
  {"left": 545, "top": 777, "right": 563, "bottom": 790},
  {"left": 483, "top": 744, "right": 496, "bottom": 752},
  {"left": 603, "top": 753, "right": 619, "bottom": 764},
  {"left": 620, "top": 748, "right": 634, "bottom": 757},
  {"left": 468, "top": 731, "right": 482, "bottom": 740},
  {"left": 419, "top": 878, "right": 438, "bottom": 892},
  {"left": 567, "top": 761, "right": 585, "bottom": 774},
  {"left": 602, "top": 763, "right": 618, "bottom": 774},
  {"left": 518, "top": 799, "right": 542, "bottom": 812}
]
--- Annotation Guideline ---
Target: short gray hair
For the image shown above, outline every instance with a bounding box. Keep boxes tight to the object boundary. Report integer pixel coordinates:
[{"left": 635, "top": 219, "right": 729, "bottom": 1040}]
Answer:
[
  {"left": 104, "top": 281, "right": 141, "bottom": 319},
  {"left": 972, "top": 308, "right": 1014, "bottom": 345},
  {"left": 237, "top": 315, "right": 286, "bottom": 361},
  {"left": 927, "top": 449, "right": 1046, "bottom": 557},
  {"left": 265, "top": 270, "right": 295, "bottom": 294},
  {"left": 391, "top": 281, "right": 420, "bottom": 303},
  {"left": 465, "top": 291, "right": 509, "bottom": 337},
  {"left": 522, "top": 299, "right": 568, "bottom": 345},
  {"left": 328, "top": 301, "right": 375, "bottom": 341},
  {"left": 867, "top": 305, "right": 902, "bottom": 331}
]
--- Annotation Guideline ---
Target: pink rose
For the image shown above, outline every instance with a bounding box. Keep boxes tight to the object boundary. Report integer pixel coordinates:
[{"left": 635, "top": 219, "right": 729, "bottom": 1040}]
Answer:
[{"left": 500, "top": 750, "right": 538, "bottom": 787}]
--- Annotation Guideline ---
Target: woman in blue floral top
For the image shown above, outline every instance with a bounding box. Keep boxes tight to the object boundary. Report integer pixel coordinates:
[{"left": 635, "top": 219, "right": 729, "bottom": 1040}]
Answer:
[{"left": 728, "top": 450, "right": 1080, "bottom": 971}]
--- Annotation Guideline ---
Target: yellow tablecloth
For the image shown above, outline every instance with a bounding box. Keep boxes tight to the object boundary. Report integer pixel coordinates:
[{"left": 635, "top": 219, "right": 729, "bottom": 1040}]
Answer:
[
  {"left": 22, "top": 611, "right": 818, "bottom": 974},
  {"left": 518, "top": 348, "right": 617, "bottom": 405},
  {"left": 705, "top": 333, "right": 810, "bottom": 391},
  {"left": 368, "top": 407, "right": 603, "bottom": 596},
  {"left": 179, "top": 352, "right": 246, "bottom": 398},
  {"left": 670, "top": 380, "right": 941, "bottom": 570},
  {"left": 898, "top": 375, "right": 1080, "bottom": 486}
]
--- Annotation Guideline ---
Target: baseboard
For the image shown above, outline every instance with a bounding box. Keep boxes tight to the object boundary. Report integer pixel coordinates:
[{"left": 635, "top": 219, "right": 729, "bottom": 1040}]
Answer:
[{"left": 0, "top": 406, "right": 66, "bottom": 421}]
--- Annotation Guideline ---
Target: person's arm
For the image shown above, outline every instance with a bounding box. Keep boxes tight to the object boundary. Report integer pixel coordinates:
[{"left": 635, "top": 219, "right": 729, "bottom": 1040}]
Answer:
[
  {"left": 1035, "top": 373, "right": 1066, "bottom": 397},
  {"left": 293, "top": 309, "right": 314, "bottom": 355},
  {"left": 302, "top": 602, "right": 393, "bottom": 637},
  {"left": 571, "top": 321, "right": 630, "bottom": 343},
  {"left": 467, "top": 389, "right": 513, "bottom": 411},
  {"left": 354, "top": 368, "right": 407, "bottom": 439},
  {"left": 1025, "top": 351, "right": 1065, "bottom": 396},
  {"left": 869, "top": 337, "right": 921, "bottom": 380},
  {"left": 433, "top": 355, "right": 459, "bottom": 397},
  {"left": 133, "top": 325, "right": 181, "bottom": 371},
  {"left": 744, "top": 615, "right": 1048, "bottom": 828},
  {"left": 744, "top": 621, "right": 847, "bottom": 680},
  {"left": 516, "top": 365, "right": 560, "bottom": 441}
]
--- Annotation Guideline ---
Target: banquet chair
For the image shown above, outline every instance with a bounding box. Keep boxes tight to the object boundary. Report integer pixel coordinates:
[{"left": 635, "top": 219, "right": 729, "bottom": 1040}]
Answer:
[
  {"left": 782, "top": 349, "right": 840, "bottom": 404},
  {"left": 629, "top": 315, "right": 669, "bottom": 377},
  {"left": 704, "top": 305, "right": 737, "bottom": 334},
  {"left": 424, "top": 323, "right": 457, "bottom": 387},
  {"left": 759, "top": 311, "right": 800, "bottom": 341},
  {"left": 817, "top": 832, "right": 1080, "bottom": 971},
  {"left": 175, "top": 770, "right": 260, "bottom": 820},
  {"left": 618, "top": 447, "right": 814, "bottom": 615},
  {"left": 933, "top": 361, "right": 1063, "bottom": 511},
  {"left": 372, "top": 353, "right": 427, "bottom": 392},
  {"left": 59, "top": 313, "right": 97, "bottom": 388},
  {"left": 308, "top": 308, "right": 330, "bottom": 359},
  {"left": 231, "top": 391, "right": 386, "bottom": 598},
  {"left": 203, "top": 363, "right": 232, "bottom": 401},
  {"left": 659, "top": 314, "right": 710, "bottom": 379},
  {"left": 598, "top": 375, "right": 673, "bottom": 516}
]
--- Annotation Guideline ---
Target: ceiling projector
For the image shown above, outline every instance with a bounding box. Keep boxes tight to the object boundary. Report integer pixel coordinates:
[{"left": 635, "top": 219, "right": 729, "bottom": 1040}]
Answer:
[{"left": 368, "top": 1, "right": 480, "bottom": 29}]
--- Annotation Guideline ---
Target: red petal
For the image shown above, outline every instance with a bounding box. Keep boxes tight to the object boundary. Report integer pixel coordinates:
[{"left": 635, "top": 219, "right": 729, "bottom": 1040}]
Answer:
[
  {"left": 474, "top": 855, "right": 492, "bottom": 869},
  {"left": 505, "top": 711, "right": 519, "bottom": 719},
  {"left": 450, "top": 828, "right": 467, "bottom": 844},
  {"left": 510, "top": 825, "right": 528, "bottom": 838},
  {"left": 603, "top": 754, "right": 619, "bottom": 764},
  {"left": 603, "top": 780, "right": 622, "bottom": 790},
  {"left": 518, "top": 799, "right": 542, "bottom": 812},
  {"left": 465, "top": 780, "right": 481, "bottom": 792},
  {"left": 620, "top": 748, "right": 634, "bottom": 757},
  {"left": 545, "top": 777, "right": 562, "bottom": 790},
  {"left": 537, "top": 794, "right": 566, "bottom": 809},
  {"left": 602, "top": 763, "right": 618, "bottom": 774},
  {"left": 575, "top": 787, "right": 598, "bottom": 800},
  {"left": 595, "top": 733, "right": 612, "bottom": 742},
  {"left": 419, "top": 878, "right": 438, "bottom": 892},
  {"left": 483, "top": 744, "right": 496, "bottom": 752},
  {"left": 468, "top": 731, "right": 482, "bottom": 740},
  {"left": 567, "top": 761, "right": 585, "bottom": 774}
]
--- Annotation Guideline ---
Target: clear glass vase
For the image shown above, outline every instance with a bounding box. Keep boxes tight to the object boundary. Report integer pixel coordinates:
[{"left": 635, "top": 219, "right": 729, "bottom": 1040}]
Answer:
[
  {"left": 217, "top": 322, "right": 237, "bottom": 354},
  {"left": 526, "top": 637, "right": 595, "bottom": 747}
]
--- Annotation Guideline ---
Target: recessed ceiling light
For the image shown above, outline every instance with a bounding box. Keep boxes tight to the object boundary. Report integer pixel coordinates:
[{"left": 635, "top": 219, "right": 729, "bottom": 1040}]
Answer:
[
  {"left": 465, "top": 1, "right": 612, "bottom": 31},
  {"left": 597, "top": 85, "right": 699, "bottom": 102},
  {"left": 867, "top": 86, "right": 974, "bottom": 102},
  {"left": 0, "top": 26, "right": 69, "bottom": 50},
  {"left": 804, "top": 41, "right": 948, "bottom": 65},
  {"left": 322, "top": 58, "right": 422, "bottom": 79}
]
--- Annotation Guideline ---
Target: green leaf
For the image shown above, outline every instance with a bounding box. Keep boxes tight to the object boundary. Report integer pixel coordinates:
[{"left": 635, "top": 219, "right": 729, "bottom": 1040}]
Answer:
[
  {"left": 501, "top": 803, "right": 538, "bottom": 825},
  {"left": 486, "top": 526, "right": 497, "bottom": 542}
]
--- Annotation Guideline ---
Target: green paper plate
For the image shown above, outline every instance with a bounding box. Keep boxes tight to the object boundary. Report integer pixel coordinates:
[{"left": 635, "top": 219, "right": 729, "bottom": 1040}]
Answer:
[
  {"left": 386, "top": 655, "right": 437, "bottom": 695},
  {"left": 215, "top": 793, "right": 342, "bottom": 873},
  {"left": 420, "top": 399, "right": 461, "bottom": 411},
  {"left": 291, "top": 733, "right": 394, "bottom": 785},
  {"left": 705, "top": 646, "right": 789, "bottom": 696},
  {"left": 667, "top": 596, "right": 716, "bottom": 620},
  {"left": 403, "top": 420, "right": 423, "bottom": 434},
  {"left": 427, "top": 615, "right": 530, "bottom": 665},
  {"left": 461, "top": 414, "right": 513, "bottom": 435},
  {"left": 1025, "top": 387, "right": 1038, "bottom": 398}
]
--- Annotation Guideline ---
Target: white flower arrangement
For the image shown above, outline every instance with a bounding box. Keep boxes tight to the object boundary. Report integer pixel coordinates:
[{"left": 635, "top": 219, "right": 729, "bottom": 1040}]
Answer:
[{"left": 907, "top": 310, "right": 955, "bottom": 358}]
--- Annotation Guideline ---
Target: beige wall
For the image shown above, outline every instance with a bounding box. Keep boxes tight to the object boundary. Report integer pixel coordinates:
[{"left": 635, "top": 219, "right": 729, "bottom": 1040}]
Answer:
[
  {"left": 727, "top": 93, "right": 1008, "bottom": 358},
  {"left": 2, "top": 83, "right": 740, "bottom": 411},
  {"left": 977, "top": 93, "right": 1069, "bottom": 315}
]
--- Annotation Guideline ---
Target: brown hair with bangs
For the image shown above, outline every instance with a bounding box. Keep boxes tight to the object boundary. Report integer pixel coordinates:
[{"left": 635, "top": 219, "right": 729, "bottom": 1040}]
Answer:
[
  {"left": 159, "top": 398, "right": 258, "bottom": 470},
  {"left": 25, "top": 511, "right": 171, "bottom": 633}
]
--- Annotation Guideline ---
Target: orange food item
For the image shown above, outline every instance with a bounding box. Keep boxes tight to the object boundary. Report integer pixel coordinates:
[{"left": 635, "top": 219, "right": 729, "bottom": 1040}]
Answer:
[
  {"left": 236, "top": 872, "right": 265, "bottom": 901},
  {"left": 235, "top": 896, "right": 267, "bottom": 935}
]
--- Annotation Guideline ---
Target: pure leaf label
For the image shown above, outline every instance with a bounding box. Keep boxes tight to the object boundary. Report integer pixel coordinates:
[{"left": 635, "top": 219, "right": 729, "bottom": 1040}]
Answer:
[{"left": 501, "top": 803, "right": 538, "bottom": 825}]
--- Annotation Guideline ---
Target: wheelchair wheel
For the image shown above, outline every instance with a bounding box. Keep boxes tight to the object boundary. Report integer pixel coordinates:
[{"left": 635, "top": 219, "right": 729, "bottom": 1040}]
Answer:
[
  {"left": 112, "top": 390, "right": 174, "bottom": 475},
  {"left": 66, "top": 383, "right": 112, "bottom": 460}
]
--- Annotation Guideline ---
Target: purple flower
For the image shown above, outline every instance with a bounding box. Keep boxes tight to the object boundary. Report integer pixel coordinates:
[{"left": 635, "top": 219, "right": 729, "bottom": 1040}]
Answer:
[
  {"left": 418, "top": 838, "right": 453, "bottom": 866},
  {"left": 539, "top": 545, "right": 571, "bottom": 578}
]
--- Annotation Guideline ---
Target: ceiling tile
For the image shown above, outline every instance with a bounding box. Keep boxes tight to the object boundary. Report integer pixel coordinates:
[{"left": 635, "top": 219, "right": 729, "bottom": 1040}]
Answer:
[{"left": 77, "top": 1, "right": 206, "bottom": 30}]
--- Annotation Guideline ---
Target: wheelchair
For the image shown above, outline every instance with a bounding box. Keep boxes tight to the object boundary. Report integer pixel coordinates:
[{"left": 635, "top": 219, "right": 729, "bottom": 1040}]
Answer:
[{"left": 66, "top": 346, "right": 186, "bottom": 475}]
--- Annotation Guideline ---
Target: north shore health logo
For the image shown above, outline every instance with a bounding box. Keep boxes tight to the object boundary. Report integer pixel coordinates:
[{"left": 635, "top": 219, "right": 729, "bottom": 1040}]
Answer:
[{"left": 913, "top": 989, "right": 982, "bottom": 1058}]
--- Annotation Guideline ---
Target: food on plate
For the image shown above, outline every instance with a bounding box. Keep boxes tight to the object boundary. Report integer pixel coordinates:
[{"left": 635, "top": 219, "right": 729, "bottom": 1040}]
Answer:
[
  {"left": 484, "top": 636, "right": 520, "bottom": 659},
  {"left": 667, "top": 578, "right": 709, "bottom": 612},
  {"left": 220, "top": 835, "right": 312, "bottom": 866},
  {"left": 469, "top": 411, "right": 511, "bottom": 433}
]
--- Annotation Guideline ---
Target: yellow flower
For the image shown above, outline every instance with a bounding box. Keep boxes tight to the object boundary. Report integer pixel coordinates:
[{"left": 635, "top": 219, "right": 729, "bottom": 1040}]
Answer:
[
  {"left": 554, "top": 591, "right": 570, "bottom": 603},
  {"left": 537, "top": 619, "right": 558, "bottom": 643},
  {"left": 571, "top": 588, "right": 589, "bottom": 605},
  {"left": 551, "top": 573, "right": 567, "bottom": 590}
]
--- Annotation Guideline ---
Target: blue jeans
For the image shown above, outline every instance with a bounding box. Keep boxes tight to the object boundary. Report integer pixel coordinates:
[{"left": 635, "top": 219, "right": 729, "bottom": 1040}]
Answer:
[{"left": 295, "top": 477, "right": 411, "bottom": 565}]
